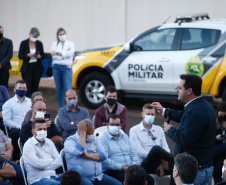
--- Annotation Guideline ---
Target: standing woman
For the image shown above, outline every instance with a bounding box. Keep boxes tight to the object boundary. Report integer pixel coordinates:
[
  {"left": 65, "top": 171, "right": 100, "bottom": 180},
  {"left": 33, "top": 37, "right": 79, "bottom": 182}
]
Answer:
[
  {"left": 19, "top": 27, "right": 44, "bottom": 97},
  {"left": 51, "top": 28, "right": 75, "bottom": 108}
]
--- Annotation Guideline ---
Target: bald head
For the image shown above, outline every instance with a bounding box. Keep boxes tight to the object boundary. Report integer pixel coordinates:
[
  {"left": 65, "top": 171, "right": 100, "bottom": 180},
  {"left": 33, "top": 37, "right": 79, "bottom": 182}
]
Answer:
[
  {"left": 33, "top": 101, "right": 46, "bottom": 112},
  {"left": 65, "top": 89, "right": 78, "bottom": 102}
]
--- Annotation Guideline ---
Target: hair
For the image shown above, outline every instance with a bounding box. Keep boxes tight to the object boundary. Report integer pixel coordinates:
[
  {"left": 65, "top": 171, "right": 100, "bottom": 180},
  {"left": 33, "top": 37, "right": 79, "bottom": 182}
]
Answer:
[
  {"left": 125, "top": 165, "right": 146, "bottom": 185},
  {"left": 105, "top": 85, "right": 117, "bottom": 95},
  {"left": 108, "top": 114, "right": 122, "bottom": 124},
  {"left": 65, "top": 89, "right": 76, "bottom": 97},
  {"left": 56, "top": 28, "right": 66, "bottom": 41},
  {"left": 174, "top": 153, "right": 198, "bottom": 184},
  {"left": 32, "top": 118, "right": 46, "bottom": 129},
  {"left": 142, "top": 103, "right": 154, "bottom": 112},
  {"left": 216, "top": 102, "right": 226, "bottom": 129},
  {"left": 60, "top": 170, "right": 81, "bottom": 185},
  {"left": 180, "top": 74, "right": 202, "bottom": 96},
  {"left": 15, "top": 80, "right": 26, "bottom": 88},
  {"left": 30, "top": 27, "right": 40, "bottom": 37},
  {"left": 32, "top": 100, "right": 45, "bottom": 109},
  {"left": 0, "top": 25, "right": 2, "bottom": 29},
  {"left": 77, "top": 119, "right": 94, "bottom": 133},
  {"left": 31, "top": 92, "right": 43, "bottom": 101}
]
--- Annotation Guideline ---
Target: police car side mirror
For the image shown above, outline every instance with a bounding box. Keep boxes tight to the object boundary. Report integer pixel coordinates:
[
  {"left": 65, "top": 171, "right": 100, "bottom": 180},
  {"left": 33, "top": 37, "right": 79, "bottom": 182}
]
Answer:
[{"left": 124, "top": 42, "right": 132, "bottom": 53}]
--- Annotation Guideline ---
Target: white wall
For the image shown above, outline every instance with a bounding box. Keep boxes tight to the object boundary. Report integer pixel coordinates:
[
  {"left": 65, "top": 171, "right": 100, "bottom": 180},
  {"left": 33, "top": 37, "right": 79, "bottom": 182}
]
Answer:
[{"left": 1, "top": 0, "right": 226, "bottom": 52}]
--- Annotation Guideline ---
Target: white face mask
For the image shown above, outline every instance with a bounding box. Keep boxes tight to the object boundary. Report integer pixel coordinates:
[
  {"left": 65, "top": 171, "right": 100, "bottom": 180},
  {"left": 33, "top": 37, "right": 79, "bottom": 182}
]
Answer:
[
  {"left": 86, "top": 134, "right": 94, "bottom": 143},
  {"left": 58, "top": 35, "right": 66, "bottom": 42},
  {"left": 108, "top": 126, "right": 121, "bottom": 136},
  {"left": 35, "top": 130, "right": 47, "bottom": 141},
  {"left": 35, "top": 111, "right": 45, "bottom": 119},
  {"left": 30, "top": 36, "right": 37, "bottom": 42}
]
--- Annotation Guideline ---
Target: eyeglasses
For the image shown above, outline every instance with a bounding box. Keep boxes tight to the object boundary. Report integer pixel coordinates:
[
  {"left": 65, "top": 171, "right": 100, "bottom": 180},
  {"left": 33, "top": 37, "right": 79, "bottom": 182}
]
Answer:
[{"left": 148, "top": 131, "right": 156, "bottom": 140}]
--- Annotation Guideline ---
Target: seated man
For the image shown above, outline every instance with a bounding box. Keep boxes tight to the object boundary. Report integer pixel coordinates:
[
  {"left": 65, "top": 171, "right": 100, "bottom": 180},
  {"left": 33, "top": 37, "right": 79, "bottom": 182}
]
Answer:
[
  {"left": 58, "top": 89, "right": 90, "bottom": 142},
  {"left": 173, "top": 153, "right": 198, "bottom": 185},
  {"left": 0, "top": 129, "right": 25, "bottom": 185},
  {"left": 23, "top": 118, "right": 62, "bottom": 185},
  {"left": 130, "top": 103, "right": 173, "bottom": 176},
  {"left": 95, "top": 86, "right": 128, "bottom": 132},
  {"left": 2, "top": 80, "right": 31, "bottom": 162},
  {"left": 124, "top": 165, "right": 147, "bottom": 185},
  {"left": 64, "top": 119, "right": 122, "bottom": 185},
  {"left": 23, "top": 91, "right": 44, "bottom": 124},
  {"left": 20, "top": 101, "right": 62, "bottom": 146},
  {"left": 99, "top": 114, "right": 154, "bottom": 185}
]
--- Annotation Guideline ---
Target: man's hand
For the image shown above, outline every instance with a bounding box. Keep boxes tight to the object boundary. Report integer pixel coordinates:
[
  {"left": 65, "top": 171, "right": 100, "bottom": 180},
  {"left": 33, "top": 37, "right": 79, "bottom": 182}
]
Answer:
[
  {"left": 163, "top": 122, "right": 173, "bottom": 133},
  {"left": 51, "top": 51, "right": 57, "bottom": 56},
  {"left": 0, "top": 176, "right": 4, "bottom": 181},
  {"left": 0, "top": 151, "right": 11, "bottom": 162},
  {"left": 36, "top": 153, "right": 40, "bottom": 158},
  {"left": 0, "top": 65, "right": 2, "bottom": 70},
  {"left": 77, "top": 121, "right": 87, "bottom": 133},
  {"left": 37, "top": 54, "right": 41, "bottom": 59},
  {"left": 121, "top": 166, "right": 129, "bottom": 172},
  {"left": 161, "top": 159, "right": 169, "bottom": 171},
  {"left": 157, "top": 164, "right": 165, "bottom": 177},
  {"left": 216, "top": 134, "right": 223, "bottom": 141},
  {"left": 151, "top": 102, "right": 164, "bottom": 114},
  {"left": 0, "top": 112, "right": 2, "bottom": 118},
  {"left": 45, "top": 118, "right": 51, "bottom": 127},
  {"left": 81, "top": 151, "right": 90, "bottom": 159},
  {"left": 27, "top": 53, "right": 36, "bottom": 58}
]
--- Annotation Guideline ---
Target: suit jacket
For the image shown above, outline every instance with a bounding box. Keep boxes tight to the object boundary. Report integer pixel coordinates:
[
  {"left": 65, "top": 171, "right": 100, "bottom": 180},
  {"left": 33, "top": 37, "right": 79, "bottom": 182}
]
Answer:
[
  {"left": 165, "top": 96, "right": 216, "bottom": 169},
  {"left": 18, "top": 38, "right": 44, "bottom": 74},
  {"left": 0, "top": 37, "right": 13, "bottom": 71}
]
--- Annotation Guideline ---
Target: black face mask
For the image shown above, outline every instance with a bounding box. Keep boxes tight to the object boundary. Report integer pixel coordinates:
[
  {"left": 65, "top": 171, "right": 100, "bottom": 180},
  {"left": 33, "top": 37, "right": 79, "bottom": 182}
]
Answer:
[
  {"left": 0, "top": 33, "right": 3, "bottom": 39},
  {"left": 107, "top": 98, "right": 116, "bottom": 106},
  {"left": 218, "top": 115, "right": 226, "bottom": 123}
]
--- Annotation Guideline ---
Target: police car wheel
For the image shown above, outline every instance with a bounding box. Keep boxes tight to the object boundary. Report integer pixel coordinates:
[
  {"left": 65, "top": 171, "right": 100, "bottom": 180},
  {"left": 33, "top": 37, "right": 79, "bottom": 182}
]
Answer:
[{"left": 79, "top": 72, "right": 113, "bottom": 109}]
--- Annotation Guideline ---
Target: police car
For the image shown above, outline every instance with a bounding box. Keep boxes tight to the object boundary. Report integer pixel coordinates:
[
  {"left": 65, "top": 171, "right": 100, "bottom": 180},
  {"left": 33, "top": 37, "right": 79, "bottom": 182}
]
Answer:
[{"left": 72, "top": 13, "right": 226, "bottom": 108}]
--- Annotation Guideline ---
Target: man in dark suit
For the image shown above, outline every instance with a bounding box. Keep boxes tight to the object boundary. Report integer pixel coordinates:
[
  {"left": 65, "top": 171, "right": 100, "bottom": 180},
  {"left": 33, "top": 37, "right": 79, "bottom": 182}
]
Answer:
[
  {"left": 152, "top": 74, "right": 216, "bottom": 185},
  {"left": 0, "top": 25, "right": 13, "bottom": 88}
]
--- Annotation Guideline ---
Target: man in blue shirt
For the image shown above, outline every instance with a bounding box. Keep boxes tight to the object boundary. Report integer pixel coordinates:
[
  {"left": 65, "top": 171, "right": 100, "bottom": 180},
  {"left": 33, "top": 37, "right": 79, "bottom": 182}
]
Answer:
[
  {"left": 64, "top": 119, "right": 122, "bottom": 185},
  {"left": 99, "top": 114, "right": 154, "bottom": 185},
  {"left": 58, "top": 89, "right": 90, "bottom": 142}
]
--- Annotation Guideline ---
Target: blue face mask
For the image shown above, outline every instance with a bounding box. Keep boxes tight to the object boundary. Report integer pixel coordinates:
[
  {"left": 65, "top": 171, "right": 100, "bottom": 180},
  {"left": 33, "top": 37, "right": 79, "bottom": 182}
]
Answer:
[
  {"left": 16, "top": 89, "right": 27, "bottom": 98},
  {"left": 144, "top": 115, "right": 155, "bottom": 125},
  {"left": 67, "top": 99, "right": 78, "bottom": 107}
]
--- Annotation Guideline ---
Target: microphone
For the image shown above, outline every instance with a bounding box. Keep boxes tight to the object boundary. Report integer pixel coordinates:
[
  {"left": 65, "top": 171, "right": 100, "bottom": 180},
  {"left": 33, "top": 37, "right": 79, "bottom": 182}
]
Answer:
[{"left": 166, "top": 110, "right": 172, "bottom": 124}]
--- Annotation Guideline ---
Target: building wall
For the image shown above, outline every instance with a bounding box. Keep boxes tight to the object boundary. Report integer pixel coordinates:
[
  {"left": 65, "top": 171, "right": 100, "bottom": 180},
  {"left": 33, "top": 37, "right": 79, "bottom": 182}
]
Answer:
[{"left": 1, "top": 0, "right": 226, "bottom": 52}]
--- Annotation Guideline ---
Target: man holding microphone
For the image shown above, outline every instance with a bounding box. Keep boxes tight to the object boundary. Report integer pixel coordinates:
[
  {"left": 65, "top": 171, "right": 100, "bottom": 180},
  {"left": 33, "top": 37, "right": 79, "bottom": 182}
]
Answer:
[{"left": 151, "top": 74, "right": 216, "bottom": 185}]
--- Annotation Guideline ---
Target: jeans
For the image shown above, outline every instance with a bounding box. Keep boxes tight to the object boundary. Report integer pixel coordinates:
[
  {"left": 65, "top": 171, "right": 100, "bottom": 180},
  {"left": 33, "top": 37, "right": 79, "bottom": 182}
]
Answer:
[
  {"left": 9, "top": 128, "right": 20, "bottom": 161},
  {"left": 69, "top": 166, "right": 93, "bottom": 185},
  {"left": 194, "top": 166, "right": 213, "bottom": 185},
  {"left": 93, "top": 174, "right": 122, "bottom": 185},
  {"left": 52, "top": 64, "right": 72, "bottom": 108}
]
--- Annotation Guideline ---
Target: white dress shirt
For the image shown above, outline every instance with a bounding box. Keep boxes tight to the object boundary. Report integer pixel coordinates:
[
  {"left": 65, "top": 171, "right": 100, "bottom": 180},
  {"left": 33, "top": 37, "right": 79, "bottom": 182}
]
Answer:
[
  {"left": 51, "top": 40, "right": 75, "bottom": 66},
  {"left": 23, "top": 136, "right": 62, "bottom": 185},
  {"left": 2, "top": 95, "right": 31, "bottom": 129},
  {"left": 130, "top": 121, "right": 170, "bottom": 164}
]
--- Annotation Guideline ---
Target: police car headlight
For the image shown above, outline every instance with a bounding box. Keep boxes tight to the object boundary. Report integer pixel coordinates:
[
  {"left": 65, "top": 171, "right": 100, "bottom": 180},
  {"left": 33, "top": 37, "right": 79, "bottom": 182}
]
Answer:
[{"left": 73, "top": 55, "right": 86, "bottom": 63}]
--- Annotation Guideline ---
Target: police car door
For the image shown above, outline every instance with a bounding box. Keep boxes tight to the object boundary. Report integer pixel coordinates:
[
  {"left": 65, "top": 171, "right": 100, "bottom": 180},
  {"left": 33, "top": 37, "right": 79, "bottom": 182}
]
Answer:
[{"left": 118, "top": 28, "right": 177, "bottom": 92}]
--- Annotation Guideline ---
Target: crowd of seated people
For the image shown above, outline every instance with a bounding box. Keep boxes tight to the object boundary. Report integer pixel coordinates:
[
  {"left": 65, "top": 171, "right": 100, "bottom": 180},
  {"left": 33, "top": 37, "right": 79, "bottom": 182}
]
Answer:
[{"left": 1, "top": 81, "right": 226, "bottom": 185}]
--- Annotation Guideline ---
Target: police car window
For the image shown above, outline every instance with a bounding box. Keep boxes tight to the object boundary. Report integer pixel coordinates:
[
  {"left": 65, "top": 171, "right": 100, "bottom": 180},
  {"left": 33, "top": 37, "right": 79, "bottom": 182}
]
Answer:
[
  {"left": 181, "top": 28, "right": 220, "bottom": 50},
  {"left": 133, "top": 28, "right": 176, "bottom": 51}
]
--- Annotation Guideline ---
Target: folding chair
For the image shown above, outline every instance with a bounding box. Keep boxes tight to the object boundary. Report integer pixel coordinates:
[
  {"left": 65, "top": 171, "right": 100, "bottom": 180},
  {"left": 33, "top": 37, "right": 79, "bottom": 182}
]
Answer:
[
  {"left": 18, "top": 138, "right": 23, "bottom": 156},
  {"left": 94, "top": 126, "right": 108, "bottom": 137},
  {"left": 60, "top": 149, "right": 67, "bottom": 172},
  {"left": 149, "top": 174, "right": 170, "bottom": 185},
  {"left": 20, "top": 156, "right": 28, "bottom": 185},
  {"left": 54, "top": 116, "right": 60, "bottom": 129},
  {"left": 92, "top": 115, "right": 96, "bottom": 128}
]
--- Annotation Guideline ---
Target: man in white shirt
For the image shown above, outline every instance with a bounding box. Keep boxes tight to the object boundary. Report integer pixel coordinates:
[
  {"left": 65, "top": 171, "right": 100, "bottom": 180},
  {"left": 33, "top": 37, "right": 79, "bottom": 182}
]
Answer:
[
  {"left": 173, "top": 153, "right": 198, "bottom": 185},
  {"left": 23, "top": 118, "right": 62, "bottom": 185},
  {"left": 2, "top": 80, "right": 31, "bottom": 162},
  {"left": 130, "top": 103, "right": 173, "bottom": 176}
]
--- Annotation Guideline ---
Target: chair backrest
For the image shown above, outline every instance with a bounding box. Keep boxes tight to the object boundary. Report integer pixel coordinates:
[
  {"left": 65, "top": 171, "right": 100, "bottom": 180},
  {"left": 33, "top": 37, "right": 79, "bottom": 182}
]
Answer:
[
  {"left": 60, "top": 149, "right": 67, "bottom": 172},
  {"left": 54, "top": 116, "right": 60, "bottom": 129},
  {"left": 20, "top": 156, "right": 28, "bottom": 185},
  {"left": 18, "top": 138, "right": 23, "bottom": 156},
  {"left": 92, "top": 115, "right": 96, "bottom": 128},
  {"left": 94, "top": 126, "right": 108, "bottom": 137},
  {"left": 20, "top": 120, "right": 24, "bottom": 129}
]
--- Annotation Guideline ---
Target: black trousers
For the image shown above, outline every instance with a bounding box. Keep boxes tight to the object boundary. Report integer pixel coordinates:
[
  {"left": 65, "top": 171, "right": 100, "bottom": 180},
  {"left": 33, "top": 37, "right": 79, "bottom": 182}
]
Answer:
[
  {"left": 22, "top": 62, "right": 42, "bottom": 97},
  {"left": 9, "top": 128, "right": 20, "bottom": 161},
  {"left": 104, "top": 170, "right": 154, "bottom": 185},
  {"left": 0, "top": 70, "right": 9, "bottom": 89}
]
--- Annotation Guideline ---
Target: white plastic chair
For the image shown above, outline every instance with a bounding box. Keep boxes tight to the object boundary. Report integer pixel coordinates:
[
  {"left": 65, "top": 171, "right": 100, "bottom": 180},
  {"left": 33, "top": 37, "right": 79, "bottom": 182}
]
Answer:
[
  {"left": 18, "top": 138, "right": 23, "bottom": 156},
  {"left": 20, "top": 156, "right": 28, "bottom": 185},
  {"left": 94, "top": 126, "right": 108, "bottom": 137},
  {"left": 60, "top": 149, "right": 67, "bottom": 172},
  {"left": 92, "top": 115, "right": 96, "bottom": 128},
  {"left": 54, "top": 116, "right": 60, "bottom": 129},
  {"left": 149, "top": 174, "right": 170, "bottom": 185}
]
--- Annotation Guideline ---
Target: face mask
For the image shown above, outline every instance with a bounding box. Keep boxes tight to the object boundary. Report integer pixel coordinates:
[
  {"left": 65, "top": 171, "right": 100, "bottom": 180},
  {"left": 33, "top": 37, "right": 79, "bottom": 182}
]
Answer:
[
  {"left": 67, "top": 99, "right": 78, "bottom": 107},
  {"left": 86, "top": 134, "right": 94, "bottom": 142},
  {"left": 0, "top": 33, "right": 3, "bottom": 39},
  {"left": 59, "top": 35, "right": 66, "bottom": 42},
  {"left": 144, "top": 115, "right": 155, "bottom": 125},
  {"left": 108, "top": 126, "right": 121, "bottom": 135},
  {"left": 35, "top": 111, "right": 45, "bottom": 119},
  {"left": 16, "top": 89, "right": 27, "bottom": 98},
  {"left": 30, "top": 36, "right": 37, "bottom": 42},
  {"left": 35, "top": 130, "right": 47, "bottom": 141},
  {"left": 107, "top": 98, "right": 116, "bottom": 106}
]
